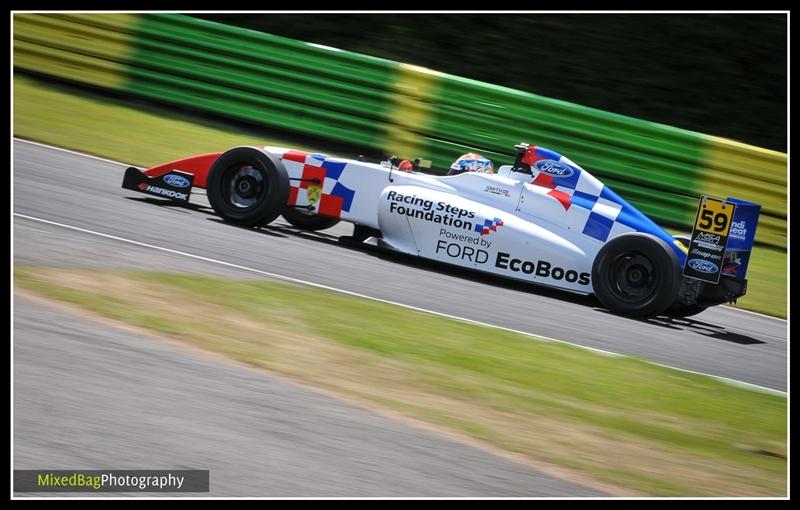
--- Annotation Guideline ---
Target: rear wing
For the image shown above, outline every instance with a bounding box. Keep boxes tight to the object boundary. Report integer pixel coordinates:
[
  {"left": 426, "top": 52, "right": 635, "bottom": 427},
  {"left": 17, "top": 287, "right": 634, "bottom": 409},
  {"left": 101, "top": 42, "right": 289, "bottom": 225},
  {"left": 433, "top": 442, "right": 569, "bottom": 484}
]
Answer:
[
  {"left": 723, "top": 197, "right": 761, "bottom": 280},
  {"left": 682, "top": 196, "right": 761, "bottom": 284}
]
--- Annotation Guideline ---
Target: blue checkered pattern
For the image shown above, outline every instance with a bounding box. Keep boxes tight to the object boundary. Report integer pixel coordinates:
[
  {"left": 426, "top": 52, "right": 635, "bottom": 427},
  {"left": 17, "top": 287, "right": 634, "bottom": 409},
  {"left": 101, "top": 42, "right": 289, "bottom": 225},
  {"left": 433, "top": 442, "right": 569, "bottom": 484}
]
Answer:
[
  {"left": 474, "top": 217, "right": 504, "bottom": 236},
  {"left": 527, "top": 150, "right": 638, "bottom": 243},
  {"left": 319, "top": 158, "right": 354, "bottom": 212}
]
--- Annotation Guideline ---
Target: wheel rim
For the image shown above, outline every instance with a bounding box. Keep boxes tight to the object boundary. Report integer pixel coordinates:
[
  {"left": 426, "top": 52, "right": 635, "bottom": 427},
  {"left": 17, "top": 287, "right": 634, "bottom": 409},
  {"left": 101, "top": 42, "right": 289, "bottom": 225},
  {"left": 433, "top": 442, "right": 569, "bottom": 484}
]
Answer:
[
  {"left": 609, "top": 252, "right": 657, "bottom": 302},
  {"left": 223, "top": 164, "right": 266, "bottom": 209}
]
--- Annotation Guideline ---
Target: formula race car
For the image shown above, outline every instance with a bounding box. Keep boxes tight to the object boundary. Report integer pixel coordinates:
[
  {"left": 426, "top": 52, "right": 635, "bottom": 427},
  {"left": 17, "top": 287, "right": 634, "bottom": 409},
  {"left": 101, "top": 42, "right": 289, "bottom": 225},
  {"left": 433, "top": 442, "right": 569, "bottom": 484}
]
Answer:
[{"left": 122, "top": 143, "right": 761, "bottom": 318}]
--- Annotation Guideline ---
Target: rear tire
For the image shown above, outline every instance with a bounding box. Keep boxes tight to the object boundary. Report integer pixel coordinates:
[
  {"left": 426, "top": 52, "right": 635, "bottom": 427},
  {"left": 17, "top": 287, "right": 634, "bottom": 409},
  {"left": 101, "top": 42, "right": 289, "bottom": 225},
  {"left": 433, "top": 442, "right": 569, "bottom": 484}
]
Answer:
[
  {"left": 281, "top": 207, "right": 341, "bottom": 230},
  {"left": 206, "top": 147, "right": 290, "bottom": 227},
  {"left": 592, "top": 233, "right": 681, "bottom": 318}
]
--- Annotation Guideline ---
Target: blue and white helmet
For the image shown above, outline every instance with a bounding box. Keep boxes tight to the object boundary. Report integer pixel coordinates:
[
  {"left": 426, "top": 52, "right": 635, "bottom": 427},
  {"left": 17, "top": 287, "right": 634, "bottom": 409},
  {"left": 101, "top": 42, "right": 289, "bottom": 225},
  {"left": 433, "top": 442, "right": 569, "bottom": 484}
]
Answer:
[{"left": 448, "top": 153, "right": 494, "bottom": 175}]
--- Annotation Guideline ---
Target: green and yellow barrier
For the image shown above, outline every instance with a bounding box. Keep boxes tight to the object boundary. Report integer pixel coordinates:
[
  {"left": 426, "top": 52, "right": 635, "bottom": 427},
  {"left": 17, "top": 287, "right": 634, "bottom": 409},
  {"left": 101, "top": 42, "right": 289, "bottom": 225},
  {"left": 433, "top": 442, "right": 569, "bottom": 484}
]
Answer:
[{"left": 13, "top": 13, "right": 787, "bottom": 248}]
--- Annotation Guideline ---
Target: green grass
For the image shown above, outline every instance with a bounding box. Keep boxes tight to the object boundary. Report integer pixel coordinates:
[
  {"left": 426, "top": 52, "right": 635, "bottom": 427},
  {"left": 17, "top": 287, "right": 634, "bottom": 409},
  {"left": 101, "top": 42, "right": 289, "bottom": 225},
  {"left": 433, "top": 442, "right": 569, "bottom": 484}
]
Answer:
[
  {"left": 15, "top": 267, "right": 787, "bottom": 496},
  {"left": 735, "top": 245, "right": 787, "bottom": 318},
  {"left": 13, "top": 74, "right": 787, "bottom": 318},
  {"left": 12, "top": 74, "right": 324, "bottom": 168}
]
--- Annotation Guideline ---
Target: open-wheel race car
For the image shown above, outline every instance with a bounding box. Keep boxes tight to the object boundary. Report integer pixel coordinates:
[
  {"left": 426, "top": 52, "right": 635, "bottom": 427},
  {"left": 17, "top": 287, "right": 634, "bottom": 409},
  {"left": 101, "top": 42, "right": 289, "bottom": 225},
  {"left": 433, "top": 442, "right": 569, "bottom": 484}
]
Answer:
[{"left": 122, "top": 142, "right": 761, "bottom": 318}]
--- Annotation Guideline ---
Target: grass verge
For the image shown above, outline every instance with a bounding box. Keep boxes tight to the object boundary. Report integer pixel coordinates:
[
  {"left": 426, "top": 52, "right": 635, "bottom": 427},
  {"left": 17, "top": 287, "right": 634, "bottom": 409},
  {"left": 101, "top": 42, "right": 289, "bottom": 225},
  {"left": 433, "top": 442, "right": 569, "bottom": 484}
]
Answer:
[
  {"left": 12, "top": 74, "right": 326, "bottom": 168},
  {"left": 13, "top": 74, "right": 786, "bottom": 318},
  {"left": 15, "top": 266, "right": 786, "bottom": 496}
]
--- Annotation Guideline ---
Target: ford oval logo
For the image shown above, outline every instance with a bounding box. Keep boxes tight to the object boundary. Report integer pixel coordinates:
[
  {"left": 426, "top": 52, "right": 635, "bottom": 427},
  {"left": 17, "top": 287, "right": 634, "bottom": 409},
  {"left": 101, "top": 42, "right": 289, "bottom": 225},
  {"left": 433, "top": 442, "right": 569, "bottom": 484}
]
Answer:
[
  {"left": 688, "top": 258, "right": 718, "bottom": 274},
  {"left": 163, "top": 174, "right": 190, "bottom": 188},
  {"left": 534, "top": 160, "right": 574, "bottom": 178}
]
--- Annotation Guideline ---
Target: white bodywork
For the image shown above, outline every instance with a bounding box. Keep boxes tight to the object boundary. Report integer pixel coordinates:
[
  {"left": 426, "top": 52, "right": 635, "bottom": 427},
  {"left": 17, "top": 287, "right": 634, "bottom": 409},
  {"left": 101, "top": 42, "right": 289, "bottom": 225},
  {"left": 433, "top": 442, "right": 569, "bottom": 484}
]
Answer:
[{"left": 266, "top": 147, "right": 652, "bottom": 295}]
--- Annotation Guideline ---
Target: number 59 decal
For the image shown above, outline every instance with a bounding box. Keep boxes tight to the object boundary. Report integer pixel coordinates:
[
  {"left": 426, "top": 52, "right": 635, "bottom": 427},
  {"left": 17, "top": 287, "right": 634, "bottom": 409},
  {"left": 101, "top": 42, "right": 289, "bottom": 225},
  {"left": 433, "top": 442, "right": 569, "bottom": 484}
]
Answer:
[
  {"left": 695, "top": 196, "right": 735, "bottom": 235},
  {"left": 684, "top": 196, "right": 736, "bottom": 284}
]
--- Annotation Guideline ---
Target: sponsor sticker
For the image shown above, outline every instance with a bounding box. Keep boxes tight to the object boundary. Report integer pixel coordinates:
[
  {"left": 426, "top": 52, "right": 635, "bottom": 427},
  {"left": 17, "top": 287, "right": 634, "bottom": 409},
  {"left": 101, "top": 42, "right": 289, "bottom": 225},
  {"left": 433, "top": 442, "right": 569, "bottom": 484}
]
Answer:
[
  {"left": 693, "top": 232, "right": 725, "bottom": 251},
  {"left": 728, "top": 220, "right": 748, "bottom": 242},
  {"left": 534, "top": 160, "right": 574, "bottom": 178},
  {"left": 386, "top": 191, "right": 504, "bottom": 241},
  {"left": 307, "top": 184, "right": 321, "bottom": 205},
  {"left": 722, "top": 257, "right": 742, "bottom": 276},
  {"left": 435, "top": 240, "right": 490, "bottom": 265},
  {"left": 687, "top": 258, "right": 719, "bottom": 274},
  {"left": 495, "top": 251, "right": 590, "bottom": 286},
  {"left": 474, "top": 217, "right": 504, "bottom": 236},
  {"left": 163, "top": 174, "right": 191, "bottom": 188},
  {"left": 386, "top": 190, "right": 477, "bottom": 232},
  {"left": 484, "top": 185, "right": 511, "bottom": 197},
  {"left": 683, "top": 196, "right": 735, "bottom": 284},
  {"left": 138, "top": 184, "right": 188, "bottom": 201},
  {"left": 438, "top": 228, "right": 493, "bottom": 249},
  {"left": 122, "top": 167, "right": 192, "bottom": 202}
]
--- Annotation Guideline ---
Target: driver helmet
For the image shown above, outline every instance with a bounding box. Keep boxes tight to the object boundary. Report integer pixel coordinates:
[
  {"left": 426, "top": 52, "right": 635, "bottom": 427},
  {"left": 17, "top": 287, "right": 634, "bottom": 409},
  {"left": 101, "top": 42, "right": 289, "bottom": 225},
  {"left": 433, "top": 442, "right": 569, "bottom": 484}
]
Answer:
[
  {"left": 398, "top": 159, "right": 414, "bottom": 173},
  {"left": 448, "top": 153, "right": 494, "bottom": 175}
]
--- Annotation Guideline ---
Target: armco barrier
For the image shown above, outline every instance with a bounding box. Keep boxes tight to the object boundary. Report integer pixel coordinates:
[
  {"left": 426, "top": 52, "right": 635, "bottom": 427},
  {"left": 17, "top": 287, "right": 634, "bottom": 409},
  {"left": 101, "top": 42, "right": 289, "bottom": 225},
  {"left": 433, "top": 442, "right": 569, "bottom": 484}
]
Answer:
[{"left": 13, "top": 13, "right": 786, "bottom": 248}]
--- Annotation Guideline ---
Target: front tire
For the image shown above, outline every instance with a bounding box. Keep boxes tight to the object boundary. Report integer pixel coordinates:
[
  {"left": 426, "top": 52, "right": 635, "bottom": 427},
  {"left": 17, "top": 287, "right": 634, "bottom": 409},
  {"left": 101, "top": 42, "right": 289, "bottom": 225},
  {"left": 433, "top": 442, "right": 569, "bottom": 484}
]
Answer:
[
  {"left": 592, "top": 233, "right": 681, "bottom": 318},
  {"left": 206, "top": 147, "right": 290, "bottom": 227}
]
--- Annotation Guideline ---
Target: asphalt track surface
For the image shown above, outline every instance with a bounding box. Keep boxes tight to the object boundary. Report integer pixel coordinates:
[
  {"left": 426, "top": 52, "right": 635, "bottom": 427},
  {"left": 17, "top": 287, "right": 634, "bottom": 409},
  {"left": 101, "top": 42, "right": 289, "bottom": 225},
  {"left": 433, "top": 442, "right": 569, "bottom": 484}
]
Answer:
[
  {"left": 13, "top": 140, "right": 787, "bottom": 391},
  {"left": 15, "top": 295, "right": 602, "bottom": 496},
  {"left": 11, "top": 140, "right": 789, "bottom": 496}
]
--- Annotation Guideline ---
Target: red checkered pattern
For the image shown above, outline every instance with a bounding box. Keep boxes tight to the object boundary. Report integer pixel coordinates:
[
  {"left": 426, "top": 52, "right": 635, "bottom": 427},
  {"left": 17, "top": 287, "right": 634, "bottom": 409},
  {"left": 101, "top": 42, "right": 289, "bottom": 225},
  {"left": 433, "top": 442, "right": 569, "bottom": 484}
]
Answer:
[
  {"left": 482, "top": 220, "right": 503, "bottom": 235},
  {"left": 318, "top": 194, "right": 344, "bottom": 217},
  {"left": 532, "top": 172, "right": 573, "bottom": 211},
  {"left": 280, "top": 150, "right": 352, "bottom": 218},
  {"left": 299, "top": 165, "right": 325, "bottom": 190}
]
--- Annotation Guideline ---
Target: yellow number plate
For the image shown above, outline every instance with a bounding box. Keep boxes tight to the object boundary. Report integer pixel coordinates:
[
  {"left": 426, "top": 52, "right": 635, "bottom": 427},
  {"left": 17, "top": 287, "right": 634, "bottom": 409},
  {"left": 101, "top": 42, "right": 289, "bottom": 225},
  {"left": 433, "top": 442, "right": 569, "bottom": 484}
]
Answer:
[{"left": 694, "top": 196, "right": 735, "bottom": 235}]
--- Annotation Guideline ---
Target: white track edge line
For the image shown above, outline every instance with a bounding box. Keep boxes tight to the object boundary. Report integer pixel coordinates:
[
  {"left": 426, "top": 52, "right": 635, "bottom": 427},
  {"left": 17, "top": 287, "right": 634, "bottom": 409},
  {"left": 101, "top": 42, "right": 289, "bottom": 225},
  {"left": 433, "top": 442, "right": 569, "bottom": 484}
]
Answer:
[
  {"left": 719, "top": 304, "right": 788, "bottom": 322},
  {"left": 12, "top": 213, "right": 786, "bottom": 396},
  {"left": 14, "top": 138, "right": 133, "bottom": 167},
  {"left": 13, "top": 137, "right": 787, "bottom": 323}
]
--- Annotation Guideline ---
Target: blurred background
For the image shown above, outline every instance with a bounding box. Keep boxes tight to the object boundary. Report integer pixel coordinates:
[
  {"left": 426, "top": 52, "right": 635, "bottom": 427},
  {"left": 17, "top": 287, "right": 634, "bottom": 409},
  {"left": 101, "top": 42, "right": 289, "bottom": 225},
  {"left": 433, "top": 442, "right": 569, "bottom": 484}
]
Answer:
[
  {"left": 199, "top": 13, "right": 787, "bottom": 151},
  {"left": 13, "top": 11, "right": 789, "bottom": 290},
  {"left": 13, "top": 12, "right": 788, "bottom": 497}
]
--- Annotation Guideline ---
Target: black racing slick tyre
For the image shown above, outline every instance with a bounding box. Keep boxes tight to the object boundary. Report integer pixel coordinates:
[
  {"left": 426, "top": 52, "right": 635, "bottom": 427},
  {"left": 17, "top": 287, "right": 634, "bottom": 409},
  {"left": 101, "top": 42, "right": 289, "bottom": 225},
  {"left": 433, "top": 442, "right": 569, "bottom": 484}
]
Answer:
[
  {"left": 281, "top": 207, "right": 341, "bottom": 231},
  {"left": 206, "top": 147, "right": 290, "bottom": 227},
  {"left": 591, "top": 233, "right": 681, "bottom": 318}
]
